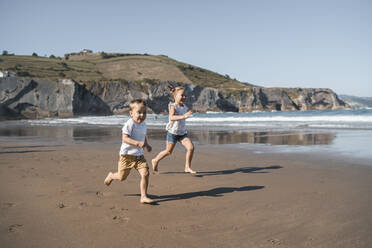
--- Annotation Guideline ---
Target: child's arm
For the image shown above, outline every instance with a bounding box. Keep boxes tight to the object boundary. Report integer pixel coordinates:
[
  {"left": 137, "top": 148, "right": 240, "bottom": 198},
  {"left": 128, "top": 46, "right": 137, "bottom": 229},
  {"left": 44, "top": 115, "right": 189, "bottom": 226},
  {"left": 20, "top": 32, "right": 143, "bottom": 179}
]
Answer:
[
  {"left": 122, "top": 134, "right": 152, "bottom": 152},
  {"left": 169, "top": 105, "right": 192, "bottom": 121},
  {"left": 122, "top": 133, "right": 145, "bottom": 148}
]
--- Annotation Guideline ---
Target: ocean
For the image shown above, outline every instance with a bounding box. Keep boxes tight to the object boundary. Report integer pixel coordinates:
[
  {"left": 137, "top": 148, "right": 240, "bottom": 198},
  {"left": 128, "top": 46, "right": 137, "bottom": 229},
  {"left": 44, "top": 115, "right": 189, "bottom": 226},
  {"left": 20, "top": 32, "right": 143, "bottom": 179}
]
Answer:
[
  {"left": 1, "top": 108, "right": 372, "bottom": 163},
  {"left": 18, "top": 108, "right": 372, "bottom": 130}
]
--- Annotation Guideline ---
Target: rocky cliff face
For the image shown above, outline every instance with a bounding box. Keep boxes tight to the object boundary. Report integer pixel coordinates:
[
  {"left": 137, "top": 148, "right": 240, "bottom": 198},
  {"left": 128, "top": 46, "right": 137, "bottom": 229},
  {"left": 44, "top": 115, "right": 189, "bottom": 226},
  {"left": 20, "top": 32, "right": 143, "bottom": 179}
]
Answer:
[
  {"left": 235, "top": 87, "right": 348, "bottom": 112},
  {"left": 86, "top": 81, "right": 349, "bottom": 113},
  {"left": 0, "top": 77, "right": 111, "bottom": 120},
  {"left": 0, "top": 77, "right": 349, "bottom": 120}
]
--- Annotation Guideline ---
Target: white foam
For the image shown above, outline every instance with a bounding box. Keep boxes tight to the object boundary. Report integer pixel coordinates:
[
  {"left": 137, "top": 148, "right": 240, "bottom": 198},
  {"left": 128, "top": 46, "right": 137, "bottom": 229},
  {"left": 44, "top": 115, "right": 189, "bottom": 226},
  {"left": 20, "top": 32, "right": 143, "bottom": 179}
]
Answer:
[
  {"left": 187, "top": 115, "right": 372, "bottom": 123},
  {"left": 24, "top": 110, "right": 372, "bottom": 130}
]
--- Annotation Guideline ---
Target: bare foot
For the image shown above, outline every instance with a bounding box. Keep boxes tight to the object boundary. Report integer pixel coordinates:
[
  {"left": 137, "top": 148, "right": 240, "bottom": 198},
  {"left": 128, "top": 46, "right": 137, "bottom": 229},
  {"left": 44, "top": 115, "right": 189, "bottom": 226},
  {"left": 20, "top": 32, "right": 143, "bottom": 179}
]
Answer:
[
  {"left": 184, "top": 167, "right": 197, "bottom": 174},
  {"left": 104, "top": 172, "right": 113, "bottom": 186},
  {"left": 152, "top": 159, "right": 159, "bottom": 173},
  {"left": 140, "top": 197, "right": 155, "bottom": 204}
]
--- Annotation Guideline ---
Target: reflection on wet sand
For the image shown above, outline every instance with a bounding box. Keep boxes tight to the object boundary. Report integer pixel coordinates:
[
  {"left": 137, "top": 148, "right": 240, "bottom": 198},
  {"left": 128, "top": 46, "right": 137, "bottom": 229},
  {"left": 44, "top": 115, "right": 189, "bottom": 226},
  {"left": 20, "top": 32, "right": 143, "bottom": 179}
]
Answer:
[
  {"left": 187, "top": 130, "right": 335, "bottom": 146},
  {"left": 0, "top": 126, "right": 118, "bottom": 141},
  {"left": 0, "top": 125, "right": 335, "bottom": 146}
]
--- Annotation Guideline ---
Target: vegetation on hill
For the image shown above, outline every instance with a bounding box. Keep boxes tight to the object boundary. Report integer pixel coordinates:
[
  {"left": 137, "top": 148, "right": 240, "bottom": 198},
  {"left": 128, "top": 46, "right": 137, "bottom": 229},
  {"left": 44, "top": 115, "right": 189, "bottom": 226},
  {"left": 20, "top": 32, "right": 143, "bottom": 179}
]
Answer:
[{"left": 0, "top": 52, "right": 253, "bottom": 93}]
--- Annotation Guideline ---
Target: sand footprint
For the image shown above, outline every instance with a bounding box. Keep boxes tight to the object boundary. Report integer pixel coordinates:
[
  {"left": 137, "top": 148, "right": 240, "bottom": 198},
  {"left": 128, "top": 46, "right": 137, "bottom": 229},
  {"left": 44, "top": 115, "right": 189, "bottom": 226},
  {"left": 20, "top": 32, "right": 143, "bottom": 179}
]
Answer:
[
  {"left": 267, "top": 238, "right": 282, "bottom": 245},
  {"left": 8, "top": 224, "right": 23, "bottom": 233},
  {"left": 96, "top": 191, "right": 103, "bottom": 197},
  {"left": 2, "top": 202, "right": 15, "bottom": 209}
]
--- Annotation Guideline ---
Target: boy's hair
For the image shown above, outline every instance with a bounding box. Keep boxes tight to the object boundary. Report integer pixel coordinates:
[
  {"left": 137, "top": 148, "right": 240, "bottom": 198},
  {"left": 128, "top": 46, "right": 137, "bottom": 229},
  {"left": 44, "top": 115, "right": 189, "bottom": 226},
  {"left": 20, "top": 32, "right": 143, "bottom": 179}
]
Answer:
[
  {"left": 129, "top": 98, "right": 147, "bottom": 111},
  {"left": 168, "top": 85, "right": 185, "bottom": 100}
]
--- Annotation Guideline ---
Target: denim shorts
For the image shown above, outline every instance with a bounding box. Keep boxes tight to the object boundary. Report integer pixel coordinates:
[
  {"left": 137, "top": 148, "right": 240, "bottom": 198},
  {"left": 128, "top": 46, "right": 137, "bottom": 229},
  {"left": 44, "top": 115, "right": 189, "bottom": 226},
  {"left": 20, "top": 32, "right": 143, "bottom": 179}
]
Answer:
[{"left": 166, "top": 132, "right": 188, "bottom": 144}]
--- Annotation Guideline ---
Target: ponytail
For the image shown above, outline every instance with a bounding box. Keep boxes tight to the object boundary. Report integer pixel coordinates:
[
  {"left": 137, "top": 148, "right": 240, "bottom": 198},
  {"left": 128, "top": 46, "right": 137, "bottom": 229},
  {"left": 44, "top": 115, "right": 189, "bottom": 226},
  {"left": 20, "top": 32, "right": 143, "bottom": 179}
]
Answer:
[
  {"left": 168, "top": 85, "right": 175, "bottom": 93},
  {"left": 168, "top": 85, "right": 185, "bottom": 101}
]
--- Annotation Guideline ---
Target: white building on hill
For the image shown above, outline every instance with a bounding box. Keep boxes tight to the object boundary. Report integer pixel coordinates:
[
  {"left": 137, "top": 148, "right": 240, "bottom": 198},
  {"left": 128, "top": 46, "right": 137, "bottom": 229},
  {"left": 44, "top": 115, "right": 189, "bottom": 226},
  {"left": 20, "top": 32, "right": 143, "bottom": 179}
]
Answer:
[
  {"left": 0, "top": 71, "right": 15, "bottom": 78},
  {"left": 81, "top": 49, "right": 93, "bottom": 54}
]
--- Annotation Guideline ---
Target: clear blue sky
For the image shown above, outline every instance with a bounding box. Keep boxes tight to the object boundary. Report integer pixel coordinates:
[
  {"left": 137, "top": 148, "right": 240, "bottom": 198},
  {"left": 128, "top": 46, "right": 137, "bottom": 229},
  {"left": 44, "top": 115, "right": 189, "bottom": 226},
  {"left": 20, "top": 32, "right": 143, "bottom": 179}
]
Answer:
[{"left": 1, "top": 0, "right": 371, "bottom": 97}]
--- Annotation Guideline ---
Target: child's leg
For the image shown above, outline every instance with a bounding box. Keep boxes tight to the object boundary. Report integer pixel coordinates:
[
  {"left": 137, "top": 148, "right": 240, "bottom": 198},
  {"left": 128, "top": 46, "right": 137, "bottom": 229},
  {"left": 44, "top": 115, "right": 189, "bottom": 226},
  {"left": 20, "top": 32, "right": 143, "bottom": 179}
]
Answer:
[
  {"left": 180, "top": 137, "right": 196, "bottom": 174},
  {"left": 151, "top": 142, "right": 175, "bottom": 172},
  {"left": 137, "top": 167, "right": 154, "bottom": 203},
  {"left": 104, "top": 169, "right": 130, "bottom": 185},
  {"left": 104, "top": 158, "right": 132, "bottom": 185}
]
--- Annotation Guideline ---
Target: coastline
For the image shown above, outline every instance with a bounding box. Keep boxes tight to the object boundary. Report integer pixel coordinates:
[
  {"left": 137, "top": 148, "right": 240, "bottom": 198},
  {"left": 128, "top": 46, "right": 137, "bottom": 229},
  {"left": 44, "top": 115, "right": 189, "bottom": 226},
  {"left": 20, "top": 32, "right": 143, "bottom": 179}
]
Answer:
[
  {"left": 1, "top": 122, "right": 372, "bottom": 165},
  {"left": 1, "top": 126, "right": 372, "bottom": 247}
]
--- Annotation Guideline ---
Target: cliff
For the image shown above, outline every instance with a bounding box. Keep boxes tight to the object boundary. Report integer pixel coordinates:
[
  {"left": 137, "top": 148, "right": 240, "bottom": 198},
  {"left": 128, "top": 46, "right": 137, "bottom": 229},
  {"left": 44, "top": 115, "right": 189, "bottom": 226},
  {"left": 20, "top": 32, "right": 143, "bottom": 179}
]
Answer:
[
  {"left": 0, "top": 77, "right": 111, "bottom": 120},
  {"left": 0, "top": 76, "right": 349, "bottom": 120}
]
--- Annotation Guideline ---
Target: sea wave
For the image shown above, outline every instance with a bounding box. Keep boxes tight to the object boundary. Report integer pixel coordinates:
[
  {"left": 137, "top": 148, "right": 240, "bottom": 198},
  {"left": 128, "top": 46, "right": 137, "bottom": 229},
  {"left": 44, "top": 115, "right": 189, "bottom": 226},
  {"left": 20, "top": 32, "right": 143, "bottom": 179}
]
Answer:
[
  {"left": 22, "top": 109, "right": 372, "bottom": 130},
  {"left": 188, "top": 115, "right": 372, "bottom": 123}
]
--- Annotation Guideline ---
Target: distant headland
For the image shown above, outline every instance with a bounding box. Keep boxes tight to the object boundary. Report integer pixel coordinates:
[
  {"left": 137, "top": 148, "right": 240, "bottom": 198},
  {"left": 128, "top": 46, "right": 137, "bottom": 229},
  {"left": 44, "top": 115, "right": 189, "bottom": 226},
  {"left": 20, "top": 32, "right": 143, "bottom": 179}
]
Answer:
[{"left": 0, "top": 50, "right": 349, "bottom": 120}]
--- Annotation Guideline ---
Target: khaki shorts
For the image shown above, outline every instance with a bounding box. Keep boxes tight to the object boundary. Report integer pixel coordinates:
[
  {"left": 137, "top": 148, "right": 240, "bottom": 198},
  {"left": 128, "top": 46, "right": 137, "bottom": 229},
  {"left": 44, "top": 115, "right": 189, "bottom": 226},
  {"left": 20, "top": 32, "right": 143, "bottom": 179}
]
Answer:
[{"left": 118, "top": 154, "right": 148, "bottom": 174}]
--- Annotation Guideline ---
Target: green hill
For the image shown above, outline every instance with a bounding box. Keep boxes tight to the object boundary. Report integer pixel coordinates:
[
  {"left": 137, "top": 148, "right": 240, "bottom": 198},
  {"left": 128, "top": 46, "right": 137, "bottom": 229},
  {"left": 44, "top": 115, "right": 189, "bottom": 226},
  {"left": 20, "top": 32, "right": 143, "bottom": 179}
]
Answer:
[{"left": 0, "top": 52, "right": 253, "bottom": 92}]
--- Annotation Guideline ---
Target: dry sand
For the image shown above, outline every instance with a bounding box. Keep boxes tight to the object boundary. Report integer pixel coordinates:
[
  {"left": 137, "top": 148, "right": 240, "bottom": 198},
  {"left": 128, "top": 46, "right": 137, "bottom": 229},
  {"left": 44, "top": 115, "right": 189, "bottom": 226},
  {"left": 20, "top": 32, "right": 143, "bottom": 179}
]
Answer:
[{"left": 1, "top": 138, "right": 372, "bottom": 248}]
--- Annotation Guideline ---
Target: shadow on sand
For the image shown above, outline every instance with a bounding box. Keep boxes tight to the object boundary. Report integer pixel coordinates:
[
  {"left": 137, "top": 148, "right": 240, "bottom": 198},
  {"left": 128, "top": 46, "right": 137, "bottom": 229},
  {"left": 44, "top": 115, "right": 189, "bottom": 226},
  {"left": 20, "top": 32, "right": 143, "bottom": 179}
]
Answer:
[
  {"left": 162, "top": 165, "right": 283, "bottom": 177},
  {"left": 126, "top": 185, "right": 265, "bottom": 204},
  {"left": 126, "top": 165, "right": 282, "bottom": 204}
]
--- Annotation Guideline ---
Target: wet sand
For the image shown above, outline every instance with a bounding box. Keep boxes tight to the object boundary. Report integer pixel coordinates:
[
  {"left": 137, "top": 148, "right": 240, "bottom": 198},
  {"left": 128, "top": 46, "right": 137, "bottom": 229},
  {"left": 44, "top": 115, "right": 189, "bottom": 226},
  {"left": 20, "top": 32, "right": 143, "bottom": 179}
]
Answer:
[{"left": 1, "top": 128, "right": 372, "bottom": 248}]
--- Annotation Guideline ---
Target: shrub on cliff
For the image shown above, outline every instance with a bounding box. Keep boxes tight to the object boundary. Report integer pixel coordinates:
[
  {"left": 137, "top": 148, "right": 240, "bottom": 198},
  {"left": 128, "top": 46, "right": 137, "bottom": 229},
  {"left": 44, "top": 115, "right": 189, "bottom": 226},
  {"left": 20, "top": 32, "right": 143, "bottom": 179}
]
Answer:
[
  {"left": 100, "top": 52, "right": 110, "bottom": 59},
  {"left": 17, "top": 71, "right": 33, "bottom": 77}
]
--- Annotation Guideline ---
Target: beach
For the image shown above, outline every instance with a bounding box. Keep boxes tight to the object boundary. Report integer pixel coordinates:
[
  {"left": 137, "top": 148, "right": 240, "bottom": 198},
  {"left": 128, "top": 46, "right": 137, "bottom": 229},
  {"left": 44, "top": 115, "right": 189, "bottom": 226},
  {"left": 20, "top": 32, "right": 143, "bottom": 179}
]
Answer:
[{"left": 1, "top": 125, "right": 372, "bottom": 248}]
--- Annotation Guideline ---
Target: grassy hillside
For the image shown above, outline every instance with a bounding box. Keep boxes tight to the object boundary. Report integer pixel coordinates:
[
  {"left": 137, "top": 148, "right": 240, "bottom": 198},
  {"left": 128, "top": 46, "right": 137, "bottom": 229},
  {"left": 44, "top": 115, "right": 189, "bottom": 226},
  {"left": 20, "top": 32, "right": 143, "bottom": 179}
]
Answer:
[{"left": 0, "top": 52, "right": 253, "bottom": 92}]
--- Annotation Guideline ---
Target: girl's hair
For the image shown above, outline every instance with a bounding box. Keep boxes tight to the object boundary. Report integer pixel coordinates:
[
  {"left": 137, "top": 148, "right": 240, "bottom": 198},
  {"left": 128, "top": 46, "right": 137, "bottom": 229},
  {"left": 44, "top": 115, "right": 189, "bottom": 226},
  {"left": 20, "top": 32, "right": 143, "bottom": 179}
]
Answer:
[{"left": 168, "top": 85, "right": 185, "bottom": 100}]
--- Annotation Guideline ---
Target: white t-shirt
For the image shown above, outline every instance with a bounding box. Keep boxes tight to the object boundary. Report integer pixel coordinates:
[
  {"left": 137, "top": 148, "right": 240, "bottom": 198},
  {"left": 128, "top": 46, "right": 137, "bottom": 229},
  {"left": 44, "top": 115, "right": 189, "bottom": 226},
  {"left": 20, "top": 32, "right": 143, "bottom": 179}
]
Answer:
[
  {"left": 119, "top": 118, "right": 146, "bottom": 156},
  {"left": 166, "top": 102, "right": 188, "bottom": 135}
]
